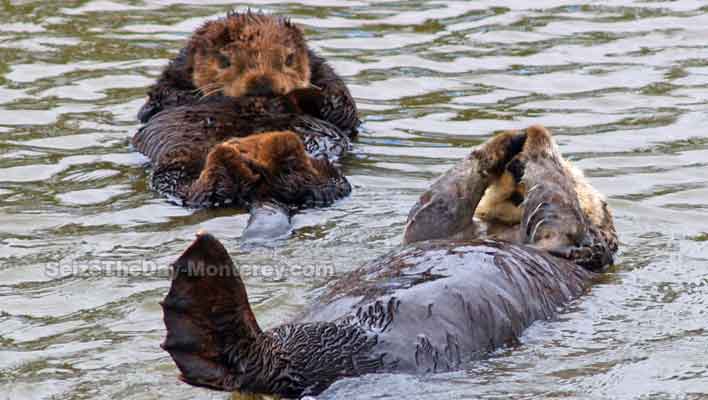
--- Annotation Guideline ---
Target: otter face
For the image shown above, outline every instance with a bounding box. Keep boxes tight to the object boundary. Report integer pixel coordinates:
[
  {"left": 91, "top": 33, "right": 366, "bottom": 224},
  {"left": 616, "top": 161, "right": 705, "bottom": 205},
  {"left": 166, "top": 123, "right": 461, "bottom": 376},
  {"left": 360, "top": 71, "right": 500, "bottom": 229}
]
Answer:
[{"left": 190, "top": 12, "right": 311, "bottom": 99}]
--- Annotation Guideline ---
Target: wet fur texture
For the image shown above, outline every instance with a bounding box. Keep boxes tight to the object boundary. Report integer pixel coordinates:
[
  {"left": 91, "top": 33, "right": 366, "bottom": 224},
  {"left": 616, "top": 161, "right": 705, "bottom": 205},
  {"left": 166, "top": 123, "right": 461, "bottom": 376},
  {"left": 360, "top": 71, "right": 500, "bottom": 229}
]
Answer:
[
  {"left": 477, "top": 126, "right": 617, "bottom": 269},
  {"left": 132, "top": 96, "right": 351, "bottom": 209},
  {"left": 516, "top": 126, "right": 617, "bottom": 269},
  {"left": 163, "top": 233, "right": 593, "bottom": 398},
  {"left": 189, "top": 12, "right": 311, "bottom": 98},
  {"left": 132, "top": 12, "right": 359, "bottom": 210},
  {"left": 161, "top": 127, "right": 618, "bottom": 398},
  {"left": 138, "top": 11, "right": 359, "bottom": 137},
  {"left": 185, "top": 131, "right": 350, "bottom": 208},
  {"left": 406, "top": 125, "right": 617, "bottom": 270}
]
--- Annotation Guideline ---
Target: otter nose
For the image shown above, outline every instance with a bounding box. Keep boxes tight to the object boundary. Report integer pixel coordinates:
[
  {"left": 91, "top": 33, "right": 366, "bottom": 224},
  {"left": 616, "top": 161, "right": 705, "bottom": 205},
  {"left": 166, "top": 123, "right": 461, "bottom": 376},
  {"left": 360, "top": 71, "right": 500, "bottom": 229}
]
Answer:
[{"left": 247, "top": 76, "right": 275, "bottom": 97}]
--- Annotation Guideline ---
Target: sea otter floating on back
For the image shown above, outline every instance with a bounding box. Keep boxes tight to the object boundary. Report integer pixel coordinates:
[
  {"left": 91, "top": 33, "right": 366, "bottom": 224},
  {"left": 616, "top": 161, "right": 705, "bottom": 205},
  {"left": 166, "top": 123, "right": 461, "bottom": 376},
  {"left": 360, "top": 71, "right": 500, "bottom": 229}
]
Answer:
[
  {"left": 161, "top": 126, "right": 618, "bottom": 398},
  {"left": 132, "top": 11, "right": 357, "bottom": 212}
]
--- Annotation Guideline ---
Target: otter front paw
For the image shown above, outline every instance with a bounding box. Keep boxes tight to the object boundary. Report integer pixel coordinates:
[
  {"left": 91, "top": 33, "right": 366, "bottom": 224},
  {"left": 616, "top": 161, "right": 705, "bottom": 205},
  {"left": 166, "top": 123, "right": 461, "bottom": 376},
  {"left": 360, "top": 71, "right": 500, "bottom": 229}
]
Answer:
[
  {"left": 185, "top": 142, "right": 262, "bottom": 208},
  {"left": 518, "top": 124, "right": 563, "bottom": 161},
  {"left": 473, "top": 130, "right": 527, "bottom": 176}
]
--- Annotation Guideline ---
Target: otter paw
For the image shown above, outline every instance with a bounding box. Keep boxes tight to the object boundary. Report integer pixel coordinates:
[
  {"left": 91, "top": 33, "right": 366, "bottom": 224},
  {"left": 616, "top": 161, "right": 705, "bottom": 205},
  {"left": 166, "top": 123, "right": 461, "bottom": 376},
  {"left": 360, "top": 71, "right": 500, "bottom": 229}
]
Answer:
[
  {"left": 548, "top": 244, "right": 593, "bottom": 262},
  {"left": 549, "top": 242, "right": 611, "bottom": 271},
  {"left": 185, "top": 142, "right": 264, "bottom": 208},
  {"left": 520, "top": 125, "right": 557, "bottom": 159},
  {"left": 473, "top": 130, "right": 527, "bottom": 176},
  {"left": 184, "top": 175, "right": 239, "bottom": 208},
  {"left": 211, "top": 142, "right": 263, "bottom": 183}
]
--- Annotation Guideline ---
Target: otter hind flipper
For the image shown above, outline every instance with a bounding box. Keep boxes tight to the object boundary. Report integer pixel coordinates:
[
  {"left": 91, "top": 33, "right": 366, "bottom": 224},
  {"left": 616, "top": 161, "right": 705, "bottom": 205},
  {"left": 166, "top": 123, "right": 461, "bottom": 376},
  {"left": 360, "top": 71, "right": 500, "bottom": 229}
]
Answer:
[
  {"left": 184, "top": 139, "right": 264, "bottom": 208},
  {"left": 161, "top": 231, "right": 261, "bottom": 392},
  {"left": 246, "top": 131, "right": 351, "bottom": 208}
]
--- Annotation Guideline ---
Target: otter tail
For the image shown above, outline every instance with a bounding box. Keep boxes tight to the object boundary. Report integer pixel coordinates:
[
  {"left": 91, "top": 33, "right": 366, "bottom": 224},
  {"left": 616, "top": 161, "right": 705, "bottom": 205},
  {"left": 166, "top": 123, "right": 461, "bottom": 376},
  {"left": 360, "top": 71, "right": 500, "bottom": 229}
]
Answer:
[{"left": 161, "top": 231, "right": 261, "bottom": 391}]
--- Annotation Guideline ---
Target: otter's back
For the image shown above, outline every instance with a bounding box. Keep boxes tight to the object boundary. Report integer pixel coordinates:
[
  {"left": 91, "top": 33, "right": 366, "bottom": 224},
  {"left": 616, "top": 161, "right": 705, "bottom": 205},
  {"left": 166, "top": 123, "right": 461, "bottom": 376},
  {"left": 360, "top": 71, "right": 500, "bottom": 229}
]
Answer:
[{"left": 301, "top": 240, "right": 594, "bottom": 373}]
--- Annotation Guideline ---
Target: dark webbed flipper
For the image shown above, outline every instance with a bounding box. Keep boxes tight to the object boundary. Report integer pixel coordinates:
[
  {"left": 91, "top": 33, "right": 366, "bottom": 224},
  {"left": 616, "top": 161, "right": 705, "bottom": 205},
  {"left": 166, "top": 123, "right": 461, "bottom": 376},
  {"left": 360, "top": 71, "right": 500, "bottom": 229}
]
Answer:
[
  {"left": 517, "top": 126, "right": 616, "bottom": 270},
  {"left": 161, "top": 231, "right": 261, "bottom": 392},
  {"left": 162, "top": 232, "right": 384, "bottom": 397},
  {"left": 403, "top": 131, "right": 526, "bottom": 243}
]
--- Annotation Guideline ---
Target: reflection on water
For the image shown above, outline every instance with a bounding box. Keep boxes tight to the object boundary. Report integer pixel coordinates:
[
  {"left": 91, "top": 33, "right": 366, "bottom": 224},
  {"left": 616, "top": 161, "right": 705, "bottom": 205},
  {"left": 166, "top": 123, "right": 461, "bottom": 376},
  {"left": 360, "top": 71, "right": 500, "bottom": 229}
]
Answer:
[{"left": 0, "top": 1, "right": 707, "bottom": 399}]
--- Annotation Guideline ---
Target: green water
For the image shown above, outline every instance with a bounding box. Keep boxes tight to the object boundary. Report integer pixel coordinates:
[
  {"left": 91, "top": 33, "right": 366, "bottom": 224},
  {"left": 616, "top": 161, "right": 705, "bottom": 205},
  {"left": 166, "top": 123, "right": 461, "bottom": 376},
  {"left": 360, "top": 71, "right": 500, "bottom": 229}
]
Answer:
[{"left": 1, "top": 1, "right": 707, "bottom": 399}]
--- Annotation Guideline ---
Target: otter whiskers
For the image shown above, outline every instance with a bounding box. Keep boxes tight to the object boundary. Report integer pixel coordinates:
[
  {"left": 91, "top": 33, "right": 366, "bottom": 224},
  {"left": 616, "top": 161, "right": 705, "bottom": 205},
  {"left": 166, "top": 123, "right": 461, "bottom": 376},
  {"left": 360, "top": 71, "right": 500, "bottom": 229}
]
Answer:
[
  {"left": 192, "top": 83, "right": 217, "bottom": 93},
  {"left": 198, "top": 83, "right": 224, "bottom": 99},
  {"left": 197, "top": 83, "right": 223, "bottom": 99}
]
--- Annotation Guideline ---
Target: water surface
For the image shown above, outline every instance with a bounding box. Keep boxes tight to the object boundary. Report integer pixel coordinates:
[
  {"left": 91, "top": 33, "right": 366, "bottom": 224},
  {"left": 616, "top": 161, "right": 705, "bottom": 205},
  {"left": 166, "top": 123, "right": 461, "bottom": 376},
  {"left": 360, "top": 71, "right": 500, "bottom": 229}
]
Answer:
[{"left": 1, "top": 1, "right": 707, "bottom": 399}]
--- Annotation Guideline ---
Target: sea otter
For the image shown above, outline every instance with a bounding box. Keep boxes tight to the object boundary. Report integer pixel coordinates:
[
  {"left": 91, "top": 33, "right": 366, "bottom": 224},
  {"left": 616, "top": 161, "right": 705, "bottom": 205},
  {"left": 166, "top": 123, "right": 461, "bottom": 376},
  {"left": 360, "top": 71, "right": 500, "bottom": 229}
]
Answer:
[
  {"left": 160, "top": 126, "right": 618, "bottom": 398},
  {"left": 404, "top": 125, "right": 617, "bottom": 270},
  {"left": 132, "top": 11, "right": 358, "bottom": 213},
  {"left": 137, "top": 10, "right": 359, "bottom": 137}
]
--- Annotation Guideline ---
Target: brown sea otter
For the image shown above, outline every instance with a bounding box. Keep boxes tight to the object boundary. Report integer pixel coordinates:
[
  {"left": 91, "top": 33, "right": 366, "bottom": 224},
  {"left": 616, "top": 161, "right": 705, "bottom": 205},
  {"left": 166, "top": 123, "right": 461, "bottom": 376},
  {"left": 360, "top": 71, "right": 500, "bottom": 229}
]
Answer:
[
  {"left": 160, "top": 126, "right": 618, "bottom": 398},
  {"left": 137, "top": 10, "right": 359, "bottom": 137},
  {"left": 132, "top": 11, "right": 358, "bottom": 215}
]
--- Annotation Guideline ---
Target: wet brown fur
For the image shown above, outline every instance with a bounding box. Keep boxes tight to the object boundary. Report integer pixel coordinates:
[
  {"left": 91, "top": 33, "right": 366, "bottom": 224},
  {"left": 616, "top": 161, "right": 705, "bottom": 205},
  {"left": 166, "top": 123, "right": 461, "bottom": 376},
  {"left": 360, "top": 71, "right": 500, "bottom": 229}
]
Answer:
[
  {"left": 138, "top": 11, "right": 360, "bottom": 136},
  {"left": 184, "top": 131, "right": 348, "bottom": 208},
  {"left": 510, "top": 125, "right": 617, "bottom": 268},
  {"left": 189, "top": 12, "right": 311, "bottom": 98},
  {"left": 193, "top": 131, "right": 318, "bottom": 190},
  {"left": 475, "top": 126, "right": 615, "bottom": 244},
  {"left": 519, "top": 125, "right": 616, "bottom": 249},
  {"left": 475, "top": 171, "right": 526, "bottom": 225},
  {"left": 134, "top": 12, "right": 358, "bottom": 210}
]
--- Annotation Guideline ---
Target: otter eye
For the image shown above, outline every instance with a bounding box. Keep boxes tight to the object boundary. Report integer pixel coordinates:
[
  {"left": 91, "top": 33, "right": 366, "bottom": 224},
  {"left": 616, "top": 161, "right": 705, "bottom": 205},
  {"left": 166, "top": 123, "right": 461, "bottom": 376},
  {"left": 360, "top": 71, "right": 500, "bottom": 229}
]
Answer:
[
  {"left": 217, "top": 54, "right": 231, "bottom": 69},
  {"left": 285, "top": 53, "right": 295, "bottom": 67}
]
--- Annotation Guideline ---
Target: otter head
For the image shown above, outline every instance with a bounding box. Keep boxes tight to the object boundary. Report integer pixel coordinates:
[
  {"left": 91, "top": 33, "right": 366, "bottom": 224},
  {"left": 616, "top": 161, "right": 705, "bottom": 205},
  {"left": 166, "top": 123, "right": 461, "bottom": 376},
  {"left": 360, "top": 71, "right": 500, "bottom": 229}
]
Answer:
[{"left": 189, "top": 12, "right": 311, "bottom": 98}]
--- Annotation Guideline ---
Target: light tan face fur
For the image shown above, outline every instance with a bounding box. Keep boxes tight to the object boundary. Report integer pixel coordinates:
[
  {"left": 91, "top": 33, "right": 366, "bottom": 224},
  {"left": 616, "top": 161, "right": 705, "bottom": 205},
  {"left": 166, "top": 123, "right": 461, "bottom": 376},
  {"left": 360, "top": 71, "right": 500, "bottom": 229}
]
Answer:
[
  {"left": 475, "top": 170, "right": 526, "bottom": 225},
  {"left": 191, "top": 14, "right": 311, "bottom": 98}
]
